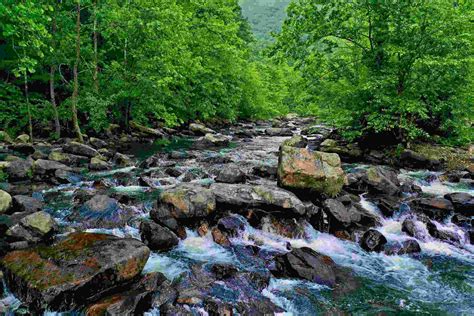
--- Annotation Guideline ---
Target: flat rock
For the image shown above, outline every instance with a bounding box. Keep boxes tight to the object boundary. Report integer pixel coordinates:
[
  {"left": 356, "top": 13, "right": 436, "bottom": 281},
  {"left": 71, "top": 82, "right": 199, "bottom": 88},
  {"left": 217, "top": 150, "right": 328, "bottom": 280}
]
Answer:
[
  {"left": 63, "top": 141, "right": 98, "bottom": 158},
  {"left": 1, "top": 232, "right": 150, "bottom": 312}
]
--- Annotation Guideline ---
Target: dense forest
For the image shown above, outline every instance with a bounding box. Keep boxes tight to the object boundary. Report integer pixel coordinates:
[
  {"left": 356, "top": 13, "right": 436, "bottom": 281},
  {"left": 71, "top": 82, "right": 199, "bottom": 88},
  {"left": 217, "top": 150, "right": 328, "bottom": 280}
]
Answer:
[{"left": 1, "top": 0, "right": 472, "bottom": 145}]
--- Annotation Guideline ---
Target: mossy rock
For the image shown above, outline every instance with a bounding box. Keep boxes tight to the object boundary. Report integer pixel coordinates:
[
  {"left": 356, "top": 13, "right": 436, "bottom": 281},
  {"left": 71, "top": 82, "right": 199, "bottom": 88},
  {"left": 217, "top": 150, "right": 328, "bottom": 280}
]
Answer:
[
  {"left": 1, "top": 232, "right": 150, "bottom": 312},
  {"left": 277, "top": 145, "right": 346, "bottom": 197},
  {"left": 411, "top": 143, "right": 471, "bottom": 171}
]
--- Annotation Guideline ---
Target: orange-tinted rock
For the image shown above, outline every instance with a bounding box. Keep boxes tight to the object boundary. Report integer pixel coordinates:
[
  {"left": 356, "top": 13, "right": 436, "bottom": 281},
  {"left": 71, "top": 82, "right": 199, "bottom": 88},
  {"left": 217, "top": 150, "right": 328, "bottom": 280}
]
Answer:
[{"left": 1, "top": 232, "right": 150, "bottom": 312}]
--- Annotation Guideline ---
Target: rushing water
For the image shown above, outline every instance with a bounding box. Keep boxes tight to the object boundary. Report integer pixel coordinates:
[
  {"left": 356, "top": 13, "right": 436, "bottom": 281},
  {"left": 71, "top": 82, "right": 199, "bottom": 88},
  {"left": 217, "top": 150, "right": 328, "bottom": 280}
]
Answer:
[{"left": 1, "top": 137, "right": 473, "bottom": 315}]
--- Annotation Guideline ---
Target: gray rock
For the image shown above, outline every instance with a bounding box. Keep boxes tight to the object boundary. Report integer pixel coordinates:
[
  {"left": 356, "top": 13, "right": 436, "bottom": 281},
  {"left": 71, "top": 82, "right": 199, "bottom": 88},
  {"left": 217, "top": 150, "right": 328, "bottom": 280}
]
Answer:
[
  {"left": 5, "top": 159, "right": 33, "bottom": 181},
  {"left": 360, "top": 229, "right": 387, "bottom": 252},
  {"left": 140, "top": 220, "right": 179, "bottom": 252},
  {"left": 63, "top": 141, "right": 98, "bottom": 158},
  {"left": 215, "top": 164, "right": 246, "bottom": 184}
]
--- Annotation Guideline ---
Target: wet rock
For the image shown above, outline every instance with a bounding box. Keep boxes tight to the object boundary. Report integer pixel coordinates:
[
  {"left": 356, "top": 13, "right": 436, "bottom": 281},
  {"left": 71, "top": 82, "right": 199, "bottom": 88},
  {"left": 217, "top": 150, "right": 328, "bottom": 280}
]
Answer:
[
  {"left": 89, "top": 137, "right": 108, "bottom": 149},
  {"left": 252, "top": 164, "right": 277, "bottom": 179},
  {"left": 160, "top": 303, "right": 193, "bottom": 315},
  {"left": 469, "top": 230, "right": 474, "bottom": 244},
  {"left": 320, "top": 139, "right": 363, "bottom": 161},
  {"left": 130, "top": 121, "right": 165, "bottom": 137},
  {"left": 84, "top": 194, "right": 119, "bottom": 213},
  {"left": 265, "top": 127, "right": 292, "bottom": 136},
  {"left": 6, "top": 211, "right": 57, "bottom": 243},
  {"left": 215, "top": 164, "right": 246, "bottom": 184},
  {"left": 140, "top": 220, "right": 179, "bottom": 252},
  {"left": 211, "top": 183, "right": 306, "bottom": 216},
  {"left": 151, "top": 184, "right": 216, "bottom": 231},
  {"left": 189, "top": 123, "right": 215, "bottom": 135},
  {"left": 444, "top": 192, "right": 474, "bottom": 216},
  {"left": 358, "top": 166, "right": 400, "bottom": 196},
  {"left": 211, "top": 227, "right": 230, "bottom": 247},
  {"left": 283, "top": 135, "right": 307, "bottom": 148},
  {"left": 5, "top": 158, "right": 33, "bottom": 181},
  {"left": 211, "top": 264, "right": 238, "bottom": 280},
  {"left": 1, "top": 233, "right": 150, "bottom": 312},
  {"left": 114, "top": 152, "right": 133, "bottom": 167},
  {"left": 86, "top": 272, "right": 165, "bottom": 316},
  {"left": 193, "top": 133, "right": 231, "bottom": 149},
  {"left": 360, "top": 229, "right": 387, "bottom": 252},
  {"left": 89, "top": 156, "right": 111, "bottom": 171},
  {"left": 277, "top": 143, "right": 345, "bottom": 197},
  {"left": 15, "top": 134, "right": 30, "bottom": 144},
  {"left": 451, "top": 214, "right": 471, "bottom": 227},
  {"left": 235, "top": 299, "right": 284, "bottom": 315},
  {"left": 323, "top": 199, "right": 379, "bottom": 232},
  {"left": 48, "top": 151, "right": 89, "bottom": 166},
  {"left": 0, "top": 130, "right": 13, "bottom": 143},
  {"left": 401, "top": 218, "right": 424, "bottom": 239},
  {"left": 413, "top": 198, "right": 454, "bottom": 221},
  {"left": 9, "top": 143, "right": 35, "bottom": 155},
  {"left": 63, "top": 141, "right": 98, "bottom": 158},
  {"left": 399, "top": 149, "right": 442, "bottom": 170},
  {"left": 0, "top": 189, "right": 12, "bottom": 214},
  {"left": 217, "top": 215, "right": 246, "bottom": 237},
  {"left": 398, "top": 239, "right": 421, "bottom": 255},
  {"left": 426, "top": 221, "right": 460, "bottom": 244},
  {"left": 272, "top": 247, "right": 339, "bottom": 287},
  {"left": 33, "top": 159, "right": 71, "bottom": 176}
]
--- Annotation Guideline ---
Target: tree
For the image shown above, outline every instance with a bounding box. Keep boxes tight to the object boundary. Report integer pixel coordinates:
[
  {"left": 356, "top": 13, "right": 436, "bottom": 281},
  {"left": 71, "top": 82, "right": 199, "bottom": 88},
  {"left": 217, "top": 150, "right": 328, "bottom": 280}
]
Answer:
[
  {"left": 0, "top": 0, "right": 51, "bottom": 141},
  {"left": 276, "top": 0, "right": 473, "bottom": 144},
  {"left": 71, "top": 0, "right": 84, "bottom": 143}
]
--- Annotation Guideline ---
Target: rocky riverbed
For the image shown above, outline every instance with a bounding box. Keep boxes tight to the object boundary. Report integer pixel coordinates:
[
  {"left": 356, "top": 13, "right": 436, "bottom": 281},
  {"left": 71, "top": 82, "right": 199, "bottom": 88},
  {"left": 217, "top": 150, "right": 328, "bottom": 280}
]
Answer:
[{"left": 0, "top": 116, "right": 473, "bottom": 314}]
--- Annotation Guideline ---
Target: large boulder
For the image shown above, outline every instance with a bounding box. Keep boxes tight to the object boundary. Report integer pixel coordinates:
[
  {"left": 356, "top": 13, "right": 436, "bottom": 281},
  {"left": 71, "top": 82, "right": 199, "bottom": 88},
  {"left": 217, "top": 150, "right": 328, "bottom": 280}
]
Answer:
[
  {"left": 140, "top": 220, "right": 179, "bottom": 252},
  {"left": 277, "top": 143, "right": 345, "bottom": 197},
  {"left": 151, "top": 184, "right": 216, "bottom": 231},
  {"left": 1, "top": 233, "right": 150, "bottom": 312},
  {"left": 272, "top": 247, "right": 349, "bottom": 288},
  {"left": 444, "top": 192, "right": 474, "bottom": 216},
  {"left": 0, "top": 189, "right": 12, "bottom": 214},
  {"left": 210, "top": 183, "right": 307, "bottom": 216},
  {"left": 362, "top": 166, "right": 400, "bottom": 196},
  {"left": 63, "top": 141, "right": 98, "bottom": 158},
  {"left": 5, "top": 159, "right": 33, "bottom": 181},
  {"left": 323, "top": 199, "right": 379, "bottom": 233},
  {"left": 320, "top": 139, "right": 363, "bottom": 161},
  {"left": 48, "top": 151, "right": 88, "bottom": 166},
  {"left": 399, "top": 149, "right": 442, "bottom": 170}
]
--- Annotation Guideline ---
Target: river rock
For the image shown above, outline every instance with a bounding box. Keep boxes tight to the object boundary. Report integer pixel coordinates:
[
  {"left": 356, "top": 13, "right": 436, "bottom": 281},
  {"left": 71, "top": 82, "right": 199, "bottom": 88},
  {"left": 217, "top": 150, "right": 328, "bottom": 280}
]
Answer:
[
  {"left": 9, "top": 143, "right": 35, "bottom": 155},
  {"left": 189, "top": 123, "right": 215, "bottom": 135},
  {"left": 0, "top": 130, "right": 13, "bottom": 143},
  {"left": 277, "top": 143, "right": 345, "bottom": 197},
  {"left": 1, "top": 232, "right": 150, "bottom": 312},
  {"left": 252, "top": 163, "right": 277, "bottom": 179},
  {"left": 151, "top": 184, "right": 216, "bottom": 231},
  {"left": 444, "top": 192, "right": 474, "bottom": 216},
  {"left": 5, "top": 158, "right": 33, "bottom": 181},
  {"left": 193, "top": 133, "right": 231, "bottom": 149},
  {"left": 48, "top": 150, "right": 89, "bottom": 166},
  {"left": 265, "top": 127, "right": 292, "bottom": 136},
  {"left": 217, "top": 215, "right": 246, "bottom": 237},
  {"left": 89, "top": 156, "right": 111, "bottom": 171},
  {"left": 6, "top": 211, "right": 57, "bottom": 243},
  {"left": 15, "top": 134, "right": 30, "bottom": 144},
  {"left": 362, "top": 166, "right": 400, "bottom": 196},
  {"left": 215, "top": 164, "right": 246, "bottom": 183},
  {"left": 398, "top": 239, "right": 421, "bottom": 255},
  {"left": 272, "top": 247, "right": 339, "bottom": 287},
  {"left": 323, "top": 199, "right": 379, "bottom": 233},
  {"left": 86, "top": 272, "right": 165, "bottom": 316},
  {"left": 11, "top": 195, "right": 43, "bottom": 214},
  {"left": 320, "top": 139, "right": 363, "bottom": 161},
  {"left": 114, "top": 152, "right": 134, "bottom": 167},
  {"left": 140, "top": 220, "right": 179, "bottom": 251},
  {"left": 89, "top": 137, "right": 108, "bottom": 148},
  {"left": 426, "top": 221, "right": 460, "bottom": 244},
  {"left": 413, "top": 198, "right": 454, "bottom": 221},
  {"left": 401, "top": 218, "right": 424, "bottom": 239},
  {"left": 130, "top": 121, "right": 165, "bottom": 137},
  {"left": 0, "top": 189, "right": 12, "bottom": 214},
  {"left": 211, "top": 183, "right": 306, "bottom": 216},
  {"left": 360, "top": 229, "right": 387, "bottom": 252},
  {"left": 63, "top": 141, "right": 98, "bottom": 158},
  {"left": 399, "top": 149, "right": 442, "bottom": 170},
  {"left": 33, "top": 159, "right": 71, "bottom": 176}
]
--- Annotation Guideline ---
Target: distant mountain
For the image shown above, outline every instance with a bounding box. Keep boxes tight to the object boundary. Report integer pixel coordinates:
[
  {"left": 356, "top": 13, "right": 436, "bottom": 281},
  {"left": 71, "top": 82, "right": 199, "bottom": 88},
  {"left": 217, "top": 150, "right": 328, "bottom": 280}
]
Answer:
[{"left": 239, "top": 0, "right": 291, "bottom": 42}]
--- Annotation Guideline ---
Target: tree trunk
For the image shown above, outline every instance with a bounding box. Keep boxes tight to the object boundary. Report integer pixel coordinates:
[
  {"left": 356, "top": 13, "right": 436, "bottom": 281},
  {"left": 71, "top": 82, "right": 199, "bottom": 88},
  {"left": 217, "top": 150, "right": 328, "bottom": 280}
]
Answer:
[
  {"left": 92, "top": 0, "right": 99, "bottom": 94},
  {"left": 72, "top": 0, "right": 84, "bottom": 143},
  {"left": 50, "top": 11, "right": 60, "bottom": 138},
  {"left": 50, "top": 66, "right": 61, "bottom": 137},
  {"left": 24, "top": 72, "right": 33, "bottom": 142}
]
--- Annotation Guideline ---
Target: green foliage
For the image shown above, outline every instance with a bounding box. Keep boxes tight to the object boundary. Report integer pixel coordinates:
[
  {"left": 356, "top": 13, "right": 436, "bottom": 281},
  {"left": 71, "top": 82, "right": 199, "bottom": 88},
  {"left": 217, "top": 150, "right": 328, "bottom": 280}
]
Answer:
[
  {"left": 276, "top": 0, "right": 473, "bottom": 144},
  {"left": 0, "top": 170, "right": 8, "bottom": 182}
]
